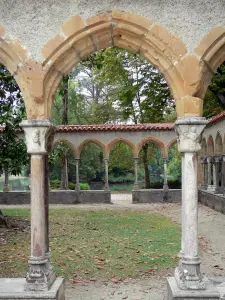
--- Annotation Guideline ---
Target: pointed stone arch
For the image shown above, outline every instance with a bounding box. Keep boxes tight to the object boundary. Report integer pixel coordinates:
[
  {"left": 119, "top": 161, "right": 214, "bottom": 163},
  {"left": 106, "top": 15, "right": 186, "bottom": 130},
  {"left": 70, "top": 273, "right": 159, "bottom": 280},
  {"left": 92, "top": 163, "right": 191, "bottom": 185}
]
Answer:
[
  {"left": 41, "top": 11, "right": 205, "bottom": 120},
  {"left": 107, "top": 138, "right": 136, "bottom": 157},
  {"left": 78, "top": 139, "right": 106, "bottom": 158},
  {"left": 215, "top": 131, "right": 223, "bottom": 155},
  {"left": 207, "top": 135, "right": 215, "bottom": 156},
  {"left": 201, "top": 138, "right": 207, "bottom": 156},
  {"left": 194, "top": 26, "right": 225, "bottom": 99},
  {"left": 137, "top": 137, "right": 167, "bottom": 158},
  {"left": 52, "top": 139, "right": 77, "bottom": 157}
]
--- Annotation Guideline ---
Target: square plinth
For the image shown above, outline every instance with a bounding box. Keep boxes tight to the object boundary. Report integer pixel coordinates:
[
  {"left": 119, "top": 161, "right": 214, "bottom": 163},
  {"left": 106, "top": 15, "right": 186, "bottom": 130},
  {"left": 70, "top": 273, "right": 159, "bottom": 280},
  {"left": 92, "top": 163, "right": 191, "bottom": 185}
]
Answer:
[
  {"left": 167, "top": 277, "right": 220, "bottom": 300},
  {"left": 0, "top": 277, "right": 64, "bottom": 300}
]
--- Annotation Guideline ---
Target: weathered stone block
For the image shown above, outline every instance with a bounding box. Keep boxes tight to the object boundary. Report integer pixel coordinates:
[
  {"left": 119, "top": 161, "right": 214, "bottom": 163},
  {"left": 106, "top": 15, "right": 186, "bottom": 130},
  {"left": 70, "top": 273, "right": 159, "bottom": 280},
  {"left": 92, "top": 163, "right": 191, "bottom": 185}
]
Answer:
[
  {"left": 0, "top": 277, "right": 64, "bottom": 300},
  {"left": 132, "top": 189, "right": 181, "bottom": 203},
  {"left": 167, "top": 277, "right": 220, "bottom": 300}
]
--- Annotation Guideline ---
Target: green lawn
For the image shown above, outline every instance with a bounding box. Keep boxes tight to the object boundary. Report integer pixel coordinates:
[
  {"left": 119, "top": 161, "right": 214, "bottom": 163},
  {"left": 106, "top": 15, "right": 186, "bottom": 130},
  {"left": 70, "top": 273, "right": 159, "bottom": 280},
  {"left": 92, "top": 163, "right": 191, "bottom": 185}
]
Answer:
[{"left": 0, "top": 208, "right": 180, "bottom": 280}]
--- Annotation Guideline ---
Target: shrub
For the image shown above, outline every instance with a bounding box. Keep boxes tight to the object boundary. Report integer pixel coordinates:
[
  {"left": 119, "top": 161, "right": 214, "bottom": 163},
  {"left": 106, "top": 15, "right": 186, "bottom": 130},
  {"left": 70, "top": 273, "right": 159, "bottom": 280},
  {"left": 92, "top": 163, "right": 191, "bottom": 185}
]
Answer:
[
  {"left": 50, "top": 179, "right": 61, "bottom": 189},
  {"left": 80, "top": 182, "right": 90, "bottom": 190},
  {"left": 68, "top": 182, "right": 75, "bottom": 190}
]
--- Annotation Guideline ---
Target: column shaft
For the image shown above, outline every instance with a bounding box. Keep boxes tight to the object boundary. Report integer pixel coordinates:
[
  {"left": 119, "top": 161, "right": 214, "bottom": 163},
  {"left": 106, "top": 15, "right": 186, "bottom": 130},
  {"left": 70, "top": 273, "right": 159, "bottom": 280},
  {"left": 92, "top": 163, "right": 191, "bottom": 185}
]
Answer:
[
  {"left": 133, "top": 158, "right": 139, "bottom": 190},
  {"left": 75, "top": 159, "right": 80, "bottom": 191},
  {"left": 104, "top": 158, "right": 109, "bottom": 191}
]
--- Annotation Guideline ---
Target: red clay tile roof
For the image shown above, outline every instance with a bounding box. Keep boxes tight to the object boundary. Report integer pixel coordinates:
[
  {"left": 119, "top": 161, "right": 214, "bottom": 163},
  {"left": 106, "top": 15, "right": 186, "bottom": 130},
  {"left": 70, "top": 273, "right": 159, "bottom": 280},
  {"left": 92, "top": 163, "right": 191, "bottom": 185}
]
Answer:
[
  {"left": 0, "top": 111, "right": 224, "bottom": 133},
  {"left": 208, "top": 111, "right": 225, "bottom": 126},
  {"left": 56, "top": 123, "right": 174, "bottom": 132}
]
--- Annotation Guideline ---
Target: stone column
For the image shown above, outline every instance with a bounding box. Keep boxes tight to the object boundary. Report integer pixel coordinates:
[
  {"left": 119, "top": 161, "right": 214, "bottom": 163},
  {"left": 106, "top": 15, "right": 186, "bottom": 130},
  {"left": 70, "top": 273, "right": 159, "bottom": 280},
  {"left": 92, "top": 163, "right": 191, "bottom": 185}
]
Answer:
[
  {"left": 214, "top": 157, "right": 221, "bottom": 194},
  {"left": 75, "top": 158, "right": 80, "bottom": 191},
  {"left": 222, "top": 156, "right": 225, "bottom": 196},
  {"left": 3, "top": 167, "right": 10, "bottom": 192},
  {"left": 207, "top": 157, "right": 212, "bottom": 191},
  {"left": 200, "top": 157, "right": 207, "bottom": 190},
  {"left": 163, "top": 158, "right": 169, "bottom": 191},
  {"left": 104, "top": 158, "right": 110, "bottom": 191},
  {"left": 174, "top": 117, "right": 207, "bottom": 290},
  {"left": 133, "top": 157, "right": 139, "bottom": 190},
  {"left": 212, "top": 158, "right": 216, "bottom": 190},
  {"left": 20, "top": 120, "right": 55, "bottom": 292}
]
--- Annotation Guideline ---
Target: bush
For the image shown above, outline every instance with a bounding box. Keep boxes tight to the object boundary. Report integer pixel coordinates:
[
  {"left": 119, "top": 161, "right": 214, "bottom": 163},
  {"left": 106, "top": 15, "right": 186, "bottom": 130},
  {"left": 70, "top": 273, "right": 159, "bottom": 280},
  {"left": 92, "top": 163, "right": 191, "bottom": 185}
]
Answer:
[
  {"left": 80, "top": 182, "right": 90, "bottom": 190},
  {"left": 50, "top": 180, "right": 90, "bottom": 190},
  {"left": 50, "top": 179, "right": 61, "bottom": 189},
  {"left": 68, "top": 182, "right": 75, "bottom": 190}
]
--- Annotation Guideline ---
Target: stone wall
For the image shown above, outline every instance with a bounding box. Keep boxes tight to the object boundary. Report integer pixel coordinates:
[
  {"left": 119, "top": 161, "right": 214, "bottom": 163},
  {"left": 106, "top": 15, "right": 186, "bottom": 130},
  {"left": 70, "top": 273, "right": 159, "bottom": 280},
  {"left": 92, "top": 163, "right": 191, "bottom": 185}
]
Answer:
[
  {"left": 132, "top": 189, "right": 181, "bottom": 203},
  {"left": 0, "top": 190, "right": 111, "bottom": 205},
  {"left": 199, "top": 190, "right": 225, "bottom": 213}
]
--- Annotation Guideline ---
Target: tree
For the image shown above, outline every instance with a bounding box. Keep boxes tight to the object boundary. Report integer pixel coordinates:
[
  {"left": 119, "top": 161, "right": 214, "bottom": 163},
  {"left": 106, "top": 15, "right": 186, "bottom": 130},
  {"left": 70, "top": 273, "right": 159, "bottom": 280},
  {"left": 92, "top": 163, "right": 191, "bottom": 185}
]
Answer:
[
  {"left": 90, "top": 47, "right": 173, "bottom": 187},
  {"left": 0, "top": 65, "right": 28, "bottom": 190},
  {"left": 203, "top": 62, "right": 225, "bottom": 118}
]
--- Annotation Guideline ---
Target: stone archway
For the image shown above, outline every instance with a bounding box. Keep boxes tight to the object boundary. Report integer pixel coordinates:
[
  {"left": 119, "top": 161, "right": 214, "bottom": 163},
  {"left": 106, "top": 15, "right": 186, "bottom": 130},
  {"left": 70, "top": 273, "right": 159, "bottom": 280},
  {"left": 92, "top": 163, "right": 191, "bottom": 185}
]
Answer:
[
  {"left": 137, "top": 136, "right": 167, "bottom": 158},
  {"left": 41, "top": 11, "right": 207, "bottom": 120}
]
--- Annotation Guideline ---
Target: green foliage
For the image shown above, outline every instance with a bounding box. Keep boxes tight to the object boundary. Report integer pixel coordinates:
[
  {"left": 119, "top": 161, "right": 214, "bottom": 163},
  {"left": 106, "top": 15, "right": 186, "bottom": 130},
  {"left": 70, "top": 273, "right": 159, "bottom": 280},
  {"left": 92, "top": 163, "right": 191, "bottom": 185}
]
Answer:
[
  {"left": 80, "top": 182, "right": 90, "bottom": 190},
  {"left": 50, "top": 179, "right": 61, "bottom": 189},
  {"left": 0, "top": 65, "right": 28, "bottom": 176},
  {"left": 167, "top": 144, "right": 181, "bottom": 180},
  {"left": 204, "top": 63, "right": 225, "bottom": 118}
]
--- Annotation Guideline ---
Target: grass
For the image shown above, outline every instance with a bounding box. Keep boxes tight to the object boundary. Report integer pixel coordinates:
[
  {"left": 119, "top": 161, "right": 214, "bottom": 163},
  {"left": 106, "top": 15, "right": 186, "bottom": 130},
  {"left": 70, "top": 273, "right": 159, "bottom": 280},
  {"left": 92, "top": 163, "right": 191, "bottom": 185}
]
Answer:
[{"left": 0, "top": 208, "right": 180, "bottom": 280}]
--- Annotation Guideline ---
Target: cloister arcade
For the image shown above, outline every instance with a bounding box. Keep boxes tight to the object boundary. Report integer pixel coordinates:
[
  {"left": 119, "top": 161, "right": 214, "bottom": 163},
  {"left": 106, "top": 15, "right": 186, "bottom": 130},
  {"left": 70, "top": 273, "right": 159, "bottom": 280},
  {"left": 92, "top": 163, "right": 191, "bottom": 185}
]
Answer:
[
  {"left": 200, "top": 112, "right": 225, "bottom": 195},
  {"left": 52, "top": 123, "right": 176, "bottom": 192},
  {"left": 0, "top": 1, "right": 225, "bottom": 299}
]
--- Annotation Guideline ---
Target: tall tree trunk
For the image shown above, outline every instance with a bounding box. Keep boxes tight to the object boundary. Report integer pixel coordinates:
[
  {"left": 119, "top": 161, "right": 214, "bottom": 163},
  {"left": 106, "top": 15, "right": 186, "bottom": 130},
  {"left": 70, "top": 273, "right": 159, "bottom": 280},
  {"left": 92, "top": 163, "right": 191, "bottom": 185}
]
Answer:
[
  {"left": 61, "top": 155, "right": 68, "bottom": 190},
  {"left": 61, "top": 75, "right": 69, "bottom": 188},
  {"left": 62, "top": 75, "right": 69, "bottom": 125},
  {"left": 3, "top": 167, "right": 9, "bottom": 192},
  {"left": 142, "top": 144, "right": 150, "bottom": 189}
]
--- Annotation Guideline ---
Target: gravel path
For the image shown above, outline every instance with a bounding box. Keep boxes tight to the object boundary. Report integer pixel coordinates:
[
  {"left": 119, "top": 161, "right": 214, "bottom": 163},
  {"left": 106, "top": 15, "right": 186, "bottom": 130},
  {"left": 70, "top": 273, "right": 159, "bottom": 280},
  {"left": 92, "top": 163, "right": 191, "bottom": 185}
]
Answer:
[{"left": 1, "top": 193, "right": 225, "bottom": 299}]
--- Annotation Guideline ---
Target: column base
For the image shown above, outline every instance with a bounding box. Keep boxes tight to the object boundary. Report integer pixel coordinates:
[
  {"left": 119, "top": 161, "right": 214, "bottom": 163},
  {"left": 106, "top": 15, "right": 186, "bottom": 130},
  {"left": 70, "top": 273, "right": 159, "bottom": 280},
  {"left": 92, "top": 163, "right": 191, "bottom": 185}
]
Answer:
[
  {"left": 25, "top": 257, "right": 56, "bottom": 292},
  {"left": 0, "top": 277, "right": 64, "bottom": 300},
  {"left": 133, "top": 184, "right": 139, "bottom": 191},
  {"left": 75, "top": 184, "right": 80, "bottom": 191},
  {"left": 3, "top": 185, "right": 10, "bottom": 192},
  {"left": 104, "top": 184, "right": 110, "bottom": 191},
  {"left": 167, "top": 277, "right": 220, "bottom": 300}
]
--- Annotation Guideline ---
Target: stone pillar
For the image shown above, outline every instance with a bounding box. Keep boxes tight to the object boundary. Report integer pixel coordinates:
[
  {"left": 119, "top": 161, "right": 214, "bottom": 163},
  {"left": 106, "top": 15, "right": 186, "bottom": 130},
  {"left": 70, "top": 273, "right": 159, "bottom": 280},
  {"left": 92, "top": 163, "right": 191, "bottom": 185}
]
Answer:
[
  {"left": 200, "top": 157, "right": 207, "bottom": 190},
  {"left": 163, "top": 158, "right": 169, "bottom": 191},
  {"left": 207, "top": 157, "right": 213, "bottom": 191},
  {"left": 222, "top": 156, "right": 225, "bottom": 196},
  {"left": 75, "top": 158, "right": 80, "bottom": 191},
  {"left": 20, "top": 120, "right": 55, "bottom": 292},
  {"left": 3, "top": 167, "right": 10, "bottom": 192},
  {"left": 104, "top": 158, "right": 110, "bottom": 191},
  {"left": 214, "top": 157, "right": 221, "bottom": 194},
  {"left": 173, "top": 117, "right": 207, "bottom": 290},
  {"left": 133, "top": 157, "right": 139, "bottom": 190},
  {"left": 212, "top": 159, "right": 216, "bottom": 190}
]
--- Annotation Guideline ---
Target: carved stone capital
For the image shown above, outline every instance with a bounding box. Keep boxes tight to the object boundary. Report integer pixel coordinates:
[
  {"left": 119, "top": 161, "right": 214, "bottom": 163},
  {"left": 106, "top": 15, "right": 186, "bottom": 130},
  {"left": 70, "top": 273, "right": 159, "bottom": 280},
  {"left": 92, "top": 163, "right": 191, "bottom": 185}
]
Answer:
[
  {"left": 175, "top": 117, "right": 208, "bottom": 153},
  {"left": 20, "top": 120, "right": 55, "bottom": 154},
  {"left": 214, "top": 156, "right": 222, "bottom": 163}
]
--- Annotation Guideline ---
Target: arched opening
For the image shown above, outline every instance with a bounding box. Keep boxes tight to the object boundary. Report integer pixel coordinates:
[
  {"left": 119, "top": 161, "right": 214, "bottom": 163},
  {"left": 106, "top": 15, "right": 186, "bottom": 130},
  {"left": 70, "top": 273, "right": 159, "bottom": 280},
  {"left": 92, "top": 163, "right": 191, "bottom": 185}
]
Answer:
[
  {"left": 215, "top": 132, "right": 223, "bottom": 155},
  {"left": 201, "top": 138, "right": 207, "bottom": 157},
  {"left": 43, "top": 11, "right": 190, "bottom": 120},
  {"left": 167, "top": 141, "right": 181, "bottom": 189},
  {"left": 207, "top": 135, "right": 215, "bottom": 156},
  {"left": 108, "top": 141, "right": 134, "bottom": 192},
  {"left": 49, "top": 140, "right": 76, "bottom": 190},
  {"left": 79, "top": 142, "right": 104, "bottom": 190},
  {"left": 0, "top": 64, "right": 29, "bottom": 192},
  {"left": 138, "top": 140, "right": 164, "bottom": 189}
]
